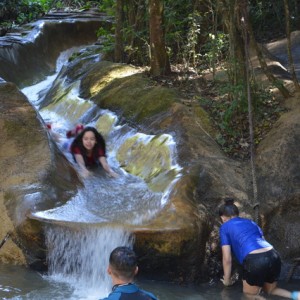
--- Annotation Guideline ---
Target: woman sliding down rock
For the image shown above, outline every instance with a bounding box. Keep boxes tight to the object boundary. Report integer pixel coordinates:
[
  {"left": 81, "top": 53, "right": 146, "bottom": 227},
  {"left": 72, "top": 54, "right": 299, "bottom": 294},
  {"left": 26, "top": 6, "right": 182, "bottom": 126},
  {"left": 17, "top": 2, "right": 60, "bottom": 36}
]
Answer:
[{"left": 70, "top": 126, "right": 118, "bottom": 179}]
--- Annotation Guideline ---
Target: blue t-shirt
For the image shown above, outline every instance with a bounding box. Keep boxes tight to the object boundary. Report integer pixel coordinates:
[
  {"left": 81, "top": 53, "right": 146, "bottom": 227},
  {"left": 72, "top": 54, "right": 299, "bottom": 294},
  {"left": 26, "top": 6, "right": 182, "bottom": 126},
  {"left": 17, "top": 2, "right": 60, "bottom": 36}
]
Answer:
[
  {"left": 220, "top": 217, "right": 272, "bottom": 264},
  {"left": 101, "top": 283, "right": 158, "bottom": 300}
]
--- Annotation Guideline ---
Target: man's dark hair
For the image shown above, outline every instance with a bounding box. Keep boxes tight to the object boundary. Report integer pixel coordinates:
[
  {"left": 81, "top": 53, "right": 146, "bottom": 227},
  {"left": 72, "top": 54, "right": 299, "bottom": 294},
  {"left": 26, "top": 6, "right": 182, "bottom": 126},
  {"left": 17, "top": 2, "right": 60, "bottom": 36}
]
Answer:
[{"left": 109, "top": 246, "right": 137, "bottom": 280}]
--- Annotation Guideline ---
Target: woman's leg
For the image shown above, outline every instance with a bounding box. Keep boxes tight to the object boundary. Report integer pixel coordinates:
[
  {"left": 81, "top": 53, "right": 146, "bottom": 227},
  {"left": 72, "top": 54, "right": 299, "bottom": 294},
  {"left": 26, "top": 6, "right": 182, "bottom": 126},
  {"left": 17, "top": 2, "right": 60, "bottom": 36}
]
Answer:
[
  {"left": 263, "top": 281, "right": 299, "bottom": 299},
  {"left": 242, "top": 280, "right": 265, "bottom": 300}
]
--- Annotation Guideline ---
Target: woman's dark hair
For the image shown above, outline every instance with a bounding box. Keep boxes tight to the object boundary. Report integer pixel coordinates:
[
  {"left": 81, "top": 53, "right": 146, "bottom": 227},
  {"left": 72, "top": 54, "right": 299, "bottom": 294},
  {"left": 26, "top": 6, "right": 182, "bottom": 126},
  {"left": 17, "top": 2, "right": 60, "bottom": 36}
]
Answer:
[
  {"left": 218, "top": 197, "right": 239, "bottom": 217},
  {"left": 70, "top": 126, "right": 106, "bottom": 166}
]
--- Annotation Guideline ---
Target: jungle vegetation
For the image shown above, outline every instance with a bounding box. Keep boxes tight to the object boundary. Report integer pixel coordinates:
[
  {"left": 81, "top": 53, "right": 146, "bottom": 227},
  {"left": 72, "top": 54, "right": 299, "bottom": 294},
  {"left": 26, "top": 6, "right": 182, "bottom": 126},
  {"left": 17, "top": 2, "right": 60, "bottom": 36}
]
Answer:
[{"left": 0, "top": 0, "right": 299, "bottom": 159}]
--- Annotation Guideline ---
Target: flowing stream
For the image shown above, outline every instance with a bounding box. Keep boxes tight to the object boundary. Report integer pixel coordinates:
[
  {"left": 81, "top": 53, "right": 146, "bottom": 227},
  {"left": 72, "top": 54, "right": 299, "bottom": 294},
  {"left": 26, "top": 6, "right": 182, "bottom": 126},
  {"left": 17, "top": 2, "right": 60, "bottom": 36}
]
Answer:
[{"left": 0, "top": 46, "right": 298, "bottom": 300}]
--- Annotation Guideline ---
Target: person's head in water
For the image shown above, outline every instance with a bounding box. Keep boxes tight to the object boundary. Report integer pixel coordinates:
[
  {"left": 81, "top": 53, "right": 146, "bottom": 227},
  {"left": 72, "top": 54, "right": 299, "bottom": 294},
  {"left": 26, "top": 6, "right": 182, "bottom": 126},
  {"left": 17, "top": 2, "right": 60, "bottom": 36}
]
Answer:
[
  {"left": 218, "top": 198, "right": 239, "bottom": 219},
  {"left": 108, "top": 246, "right": 138, "bottom": 282}
]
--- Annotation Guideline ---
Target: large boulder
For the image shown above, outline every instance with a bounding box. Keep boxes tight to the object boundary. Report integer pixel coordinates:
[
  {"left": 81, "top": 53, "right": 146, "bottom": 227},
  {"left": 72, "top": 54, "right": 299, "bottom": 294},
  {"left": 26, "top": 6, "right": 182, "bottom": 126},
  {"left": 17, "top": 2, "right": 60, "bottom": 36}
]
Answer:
[
  {"left": 256, "top": 95, "right": 300, "bottom": 259},
  {"left": 0, "top": 81, "right": 80, "bottom": 270}
]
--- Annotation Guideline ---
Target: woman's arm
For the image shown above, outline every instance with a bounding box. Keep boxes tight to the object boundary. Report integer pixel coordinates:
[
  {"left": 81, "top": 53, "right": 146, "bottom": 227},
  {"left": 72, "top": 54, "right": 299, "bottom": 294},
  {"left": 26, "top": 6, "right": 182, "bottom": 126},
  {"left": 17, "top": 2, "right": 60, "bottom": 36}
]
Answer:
[
  {"left": 221, "top": 245, "right": 233, "bottom": 286},
  {"left": 74, "top": 153, "right": 91, "bottom": 178},
  {"left": 99, "top": 156, "right": 118, "bottom": 178}
]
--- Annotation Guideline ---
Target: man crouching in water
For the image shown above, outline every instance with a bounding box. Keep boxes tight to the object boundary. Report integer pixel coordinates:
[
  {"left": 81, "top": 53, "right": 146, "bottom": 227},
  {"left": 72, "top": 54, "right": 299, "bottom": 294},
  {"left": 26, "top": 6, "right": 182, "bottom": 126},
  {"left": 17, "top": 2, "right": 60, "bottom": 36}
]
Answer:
[{"left": 101, "top": 246, "right": 158, "bottom": 300}]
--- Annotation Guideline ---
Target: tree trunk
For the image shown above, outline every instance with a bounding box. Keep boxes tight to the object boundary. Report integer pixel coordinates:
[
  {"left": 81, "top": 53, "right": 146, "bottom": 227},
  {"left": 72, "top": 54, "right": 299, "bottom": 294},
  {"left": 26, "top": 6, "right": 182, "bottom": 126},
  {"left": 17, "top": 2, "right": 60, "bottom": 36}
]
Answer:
[
  {"left": 125, "top": 0, "right": 147, "bottom": 64},
  {"left": 114, "top": 0, "right": 124, "bottom": 62},
  {"left": 149, "top": 0, "right": 171, "bottom": 76},
  {"left": 220, "top": 0, "right": 246, "bottom": 88},
  {"left": 283, "top": 0, "right": 300, "bottom": 91}
]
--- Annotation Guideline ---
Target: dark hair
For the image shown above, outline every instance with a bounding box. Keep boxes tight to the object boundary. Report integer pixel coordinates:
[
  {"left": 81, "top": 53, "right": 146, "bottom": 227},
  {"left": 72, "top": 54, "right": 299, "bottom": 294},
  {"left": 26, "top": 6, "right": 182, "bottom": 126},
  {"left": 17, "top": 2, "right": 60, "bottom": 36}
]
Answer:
[
  {"left": 70, "top": 126, "right": 106, "bottom": 166},
  {"left": 218, "top": 197, "right": 239, "bottom": 217},
  {"left": 109, "top": 246, "right": 137, "bottom": 280}
]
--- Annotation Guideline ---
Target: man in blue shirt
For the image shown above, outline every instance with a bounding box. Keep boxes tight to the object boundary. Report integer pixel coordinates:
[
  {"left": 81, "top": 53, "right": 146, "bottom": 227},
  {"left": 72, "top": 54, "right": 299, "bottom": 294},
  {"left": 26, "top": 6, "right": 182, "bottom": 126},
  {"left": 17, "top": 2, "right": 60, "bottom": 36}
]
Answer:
[
  {"left": 101, "top": 246, "right": 158, "bottom": 300},
  {"left": 219, "top": 198, "right": 299, "bottom": 300}
]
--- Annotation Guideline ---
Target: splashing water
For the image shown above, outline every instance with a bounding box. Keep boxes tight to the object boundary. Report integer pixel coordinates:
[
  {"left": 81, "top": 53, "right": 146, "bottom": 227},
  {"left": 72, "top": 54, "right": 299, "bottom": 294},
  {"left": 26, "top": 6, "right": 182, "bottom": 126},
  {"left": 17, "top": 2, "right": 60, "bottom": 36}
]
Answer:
[
  {"left": 45, "top": 225, "right": 133, "bottom": 299},
  {"left": 32, "top": 172, "right": 163, "bottom": 225}
]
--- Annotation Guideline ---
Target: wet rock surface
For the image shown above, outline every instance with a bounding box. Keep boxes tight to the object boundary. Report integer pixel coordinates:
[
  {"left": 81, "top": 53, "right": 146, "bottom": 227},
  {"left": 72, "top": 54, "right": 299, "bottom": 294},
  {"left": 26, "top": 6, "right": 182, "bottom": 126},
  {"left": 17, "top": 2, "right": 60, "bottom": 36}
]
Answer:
[
  {"left": 0, "top": 9, "right": 111, "bottom": 87},
  {"left": 0, "top": 81, "right": 80, "bottom": 268}
]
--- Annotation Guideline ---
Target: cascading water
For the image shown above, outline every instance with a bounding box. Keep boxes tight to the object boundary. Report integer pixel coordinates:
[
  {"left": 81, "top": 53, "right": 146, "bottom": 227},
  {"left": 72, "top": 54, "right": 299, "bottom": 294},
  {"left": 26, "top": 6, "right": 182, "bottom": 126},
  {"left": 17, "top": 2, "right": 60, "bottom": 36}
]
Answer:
[
  {"left": 45, "top": 226, "right": 133, "bottom": 299},
  {"left": 21, "top": 46, "right": 181, "bottom": 298}
]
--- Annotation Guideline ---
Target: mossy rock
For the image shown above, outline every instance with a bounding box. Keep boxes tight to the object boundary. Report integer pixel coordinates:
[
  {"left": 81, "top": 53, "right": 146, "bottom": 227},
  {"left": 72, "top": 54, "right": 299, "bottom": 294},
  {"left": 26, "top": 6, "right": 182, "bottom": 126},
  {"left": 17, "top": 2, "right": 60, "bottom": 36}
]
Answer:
[{"left": 80, "top": 61, "right": 178, "bottom": 123}]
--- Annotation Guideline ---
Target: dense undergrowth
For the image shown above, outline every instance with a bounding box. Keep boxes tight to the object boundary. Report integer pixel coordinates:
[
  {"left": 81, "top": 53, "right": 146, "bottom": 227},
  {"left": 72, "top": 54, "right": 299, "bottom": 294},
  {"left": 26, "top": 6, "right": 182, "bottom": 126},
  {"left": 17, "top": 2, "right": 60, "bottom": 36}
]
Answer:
[{"left": 150, "top": 66, "right": 288, "bottom": 161}]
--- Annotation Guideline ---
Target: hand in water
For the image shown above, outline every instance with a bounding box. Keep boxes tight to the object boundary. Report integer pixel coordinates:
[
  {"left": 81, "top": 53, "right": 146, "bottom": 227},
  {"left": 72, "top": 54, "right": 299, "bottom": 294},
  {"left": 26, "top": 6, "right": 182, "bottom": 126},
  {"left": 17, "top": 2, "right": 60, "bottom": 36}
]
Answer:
[
  {"left": 108, "top": 170, "right": 119, "bottom": 178},
  {"left": 220, "top": 276, "right": 234, "bottom": 287},
  {"left": 80, "top": 169, "right": 91, "bottom": 178}
]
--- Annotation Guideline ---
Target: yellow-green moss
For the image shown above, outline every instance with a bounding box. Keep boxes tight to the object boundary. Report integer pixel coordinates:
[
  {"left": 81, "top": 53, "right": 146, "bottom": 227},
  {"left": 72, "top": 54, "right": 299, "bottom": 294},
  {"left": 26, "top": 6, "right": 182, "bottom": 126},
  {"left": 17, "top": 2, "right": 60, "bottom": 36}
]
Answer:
[
  {"left": 80, "top": 61, "right": 177, "bottom": 122},
  {"left": 193, "top": 105, "right": 217, "bottom": 137},
  {"left": 135, "top": 229, "right": 194, "bottom": 255},
  {"left": 42, "top": 81, "right": 93, "bottom": 122},
  {"left": 94, "top": 114, "right": 117, "bottom": 138},
  {"left": 116, "top": 134, "right": 179, "bottom": 192}
]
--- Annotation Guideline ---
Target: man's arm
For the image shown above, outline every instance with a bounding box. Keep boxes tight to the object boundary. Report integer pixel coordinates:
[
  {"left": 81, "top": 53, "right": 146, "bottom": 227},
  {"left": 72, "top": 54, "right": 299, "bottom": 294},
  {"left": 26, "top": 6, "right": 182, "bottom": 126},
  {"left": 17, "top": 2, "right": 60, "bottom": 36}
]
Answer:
[{"left": 221, "top": 245, "right": 233, "bottom": 286}]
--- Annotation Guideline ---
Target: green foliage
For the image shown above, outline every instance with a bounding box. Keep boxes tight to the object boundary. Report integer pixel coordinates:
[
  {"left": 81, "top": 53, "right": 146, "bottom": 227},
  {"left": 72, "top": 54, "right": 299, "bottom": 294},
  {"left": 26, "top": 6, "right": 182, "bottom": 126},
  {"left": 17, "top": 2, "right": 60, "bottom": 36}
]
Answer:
[
  {"left": 198, "top": 79, "right": 286, "bottom": 159},
  {"left": 98, "top": 0, "right": 115, "bottom": 15},
  {"left": 249, "top": 0, "right": 299, "bottom": 41},
  {"left": 96, "top": 26, "right": 115, "bottom": 53},
  {"left": 216, "top": 80, "right": 278, "bottom": 134},
  {"left": 0, "top": 0, "right": 102, "bottom": 31},
  {"left": 51, "top": 0, "right": 88, "bottom": 9},
  {"left": 181, "top": 13, "right": 202, "bottom": 69},
  {"left": 0, "top": 0, "right": 44, "bottom": 25},
  {"left": 81, "top": 1, "right": 101, "bottom": 10},
  {"left": 202, "top": 32, "right": 229, "bottom": 74},
  {"left": 122, "top": 24, "right": 150, "bottom": 65},
  {"left": 38, "top": 0, "right": 52, "bottom": 11},
  {"left": 164, "top": 0, "right": 195, "bottom": 63}
]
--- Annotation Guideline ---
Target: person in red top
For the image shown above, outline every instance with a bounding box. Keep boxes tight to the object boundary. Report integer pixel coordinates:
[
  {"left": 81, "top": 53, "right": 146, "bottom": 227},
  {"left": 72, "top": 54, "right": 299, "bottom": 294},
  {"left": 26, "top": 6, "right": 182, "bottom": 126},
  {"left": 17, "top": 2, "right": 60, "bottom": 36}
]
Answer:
[{"left": 70, "top": 126, "right": 118, "bottom": 178}]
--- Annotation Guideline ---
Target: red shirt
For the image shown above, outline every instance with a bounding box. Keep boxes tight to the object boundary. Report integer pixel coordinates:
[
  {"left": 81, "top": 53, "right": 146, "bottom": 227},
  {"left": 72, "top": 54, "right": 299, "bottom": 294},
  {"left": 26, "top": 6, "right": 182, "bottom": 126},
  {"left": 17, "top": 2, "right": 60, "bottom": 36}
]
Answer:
[{"left": 72, "top": 146, "right": 105, "bottom": 167}]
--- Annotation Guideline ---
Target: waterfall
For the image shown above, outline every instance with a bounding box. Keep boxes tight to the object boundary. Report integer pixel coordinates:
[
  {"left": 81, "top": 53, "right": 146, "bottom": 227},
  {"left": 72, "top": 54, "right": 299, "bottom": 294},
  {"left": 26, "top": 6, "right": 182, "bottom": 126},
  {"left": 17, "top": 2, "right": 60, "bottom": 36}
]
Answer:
[{"left": 45, "top": 225, "right": 133, "bottom": 298}]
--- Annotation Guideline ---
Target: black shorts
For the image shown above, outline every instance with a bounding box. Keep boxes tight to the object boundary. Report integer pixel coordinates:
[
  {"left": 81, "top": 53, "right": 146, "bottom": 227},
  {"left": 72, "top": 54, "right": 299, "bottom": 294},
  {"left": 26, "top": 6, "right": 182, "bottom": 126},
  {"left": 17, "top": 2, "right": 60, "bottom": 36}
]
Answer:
[{"left": 242, "top": 248, "right": 281, "bottom": 287}]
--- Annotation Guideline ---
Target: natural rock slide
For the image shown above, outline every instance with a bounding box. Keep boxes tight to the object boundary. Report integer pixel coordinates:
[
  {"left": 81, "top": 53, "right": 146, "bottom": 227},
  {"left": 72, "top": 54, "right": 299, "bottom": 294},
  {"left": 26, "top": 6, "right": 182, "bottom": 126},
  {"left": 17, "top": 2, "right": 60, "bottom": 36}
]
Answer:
[{"left": 0, "top": 10, "right": 299, "bottom": 283}]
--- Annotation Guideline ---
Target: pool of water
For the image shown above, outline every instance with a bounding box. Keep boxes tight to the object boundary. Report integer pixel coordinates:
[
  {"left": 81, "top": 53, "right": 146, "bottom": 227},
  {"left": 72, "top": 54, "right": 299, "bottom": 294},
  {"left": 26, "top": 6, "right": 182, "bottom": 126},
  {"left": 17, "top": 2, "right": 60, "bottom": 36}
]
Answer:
[{"left": 0, "top": 263, "right": 299, "bottom": 300}]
